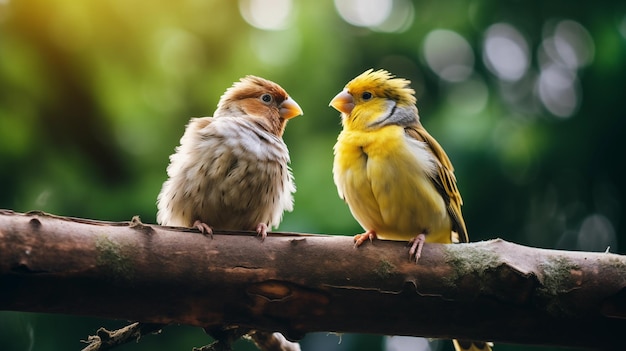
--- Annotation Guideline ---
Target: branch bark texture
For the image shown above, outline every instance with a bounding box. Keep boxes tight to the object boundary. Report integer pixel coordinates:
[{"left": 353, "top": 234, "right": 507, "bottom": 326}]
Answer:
[{"left": 1, "top": 210, "right": 625, "bottom": 349}]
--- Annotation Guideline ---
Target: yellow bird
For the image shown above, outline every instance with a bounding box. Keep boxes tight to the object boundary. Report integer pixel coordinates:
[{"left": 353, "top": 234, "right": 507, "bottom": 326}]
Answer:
[{"left": 330, "top": 69, "right": 491, "bottom": 351}]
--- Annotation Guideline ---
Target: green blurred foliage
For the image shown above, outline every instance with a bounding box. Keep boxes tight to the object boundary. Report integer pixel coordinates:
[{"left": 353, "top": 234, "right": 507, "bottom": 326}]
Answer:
[{"left": 1, "top": 0, "right": 625, "bottom": 350}]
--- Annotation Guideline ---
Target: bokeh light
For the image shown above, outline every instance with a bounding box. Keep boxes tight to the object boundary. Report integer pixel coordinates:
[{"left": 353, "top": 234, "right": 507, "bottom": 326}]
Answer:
[
  {"left": 483, "top": 23, "right": 529, "bottom": 82},
  {"left": 535, "top": 19, "right": 593, "bottom": 118},
  {"left": 543, "top": 19, "right": 595, "bottom": 70},
  {"left": 372, "top": 0, "right": 414, "bottom": 33},
  {"left": 239, "top": 0, "right": 294, "bottom": 30},
  {"left": 577, "top": 214, "right": 616, "bottom": 252},
  {"left": 333, "top": 0, "right": 413, "bottom": 32},
  {"left": 385, "top": 335, "right": 434, "bottom": 351},
  {"left": 497, "top": 72, "right": 542, "bottom": 116},
  {"left": 422, "top": 29, "right": 474, "bottom": 82},
  {"left": 537, "top": 63, "right": 580, "bottom": 118},
  {"left": 334, "top": 0, "right": 392, "bottom": 28},
  {"left": 620, "top": 14, "right": 626, "bottom": 39}
]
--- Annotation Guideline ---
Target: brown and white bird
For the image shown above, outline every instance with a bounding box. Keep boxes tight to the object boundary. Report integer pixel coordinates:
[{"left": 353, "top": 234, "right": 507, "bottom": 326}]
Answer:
[
  {"left": 157, "top": 75, "right": 302, "bottom": 239},
  {"left": 156, "top": 75, "right": 302, "bottom": 351}
]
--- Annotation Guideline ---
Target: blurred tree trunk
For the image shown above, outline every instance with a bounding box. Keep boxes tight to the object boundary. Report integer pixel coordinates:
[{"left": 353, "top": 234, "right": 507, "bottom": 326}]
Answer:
[
  {"left": 8, "top": 1, "right": 127, "bottom": 183},
  {"left": 1, "top": 210, "right": 625, "bottom": 350}
]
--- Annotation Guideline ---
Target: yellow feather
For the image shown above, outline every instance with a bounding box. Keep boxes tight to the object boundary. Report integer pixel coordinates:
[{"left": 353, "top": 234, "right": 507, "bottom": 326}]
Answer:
[{"left": 334, "top": 124, "right": 452, "bottom": 243}]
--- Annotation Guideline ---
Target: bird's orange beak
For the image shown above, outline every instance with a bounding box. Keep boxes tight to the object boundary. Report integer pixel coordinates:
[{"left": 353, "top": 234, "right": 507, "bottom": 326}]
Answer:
[
  {"left": 279, "top": 97, "right": 303, "bottom": 120},
  {"left": 329, "top": 89, "right": 354, "bottom": 115}
]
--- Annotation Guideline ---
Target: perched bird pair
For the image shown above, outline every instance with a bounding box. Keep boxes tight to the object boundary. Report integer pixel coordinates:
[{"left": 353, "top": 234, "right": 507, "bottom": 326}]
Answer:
[{"left": 156, "top": 70, "right": 490, "bottom": 351}]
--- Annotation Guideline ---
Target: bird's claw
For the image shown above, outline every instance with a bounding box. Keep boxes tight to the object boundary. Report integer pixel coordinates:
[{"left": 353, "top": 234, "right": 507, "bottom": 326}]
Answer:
[
  {"left": 354, "top": 230, "right": 377, "bottom": 248},
  {"left": 408, "top": 233, "right": 426, "bottom": 263},
  {"left": 256, "top": 223, "right": 268, "bottom": 241},
  {"left": 193, "top": 220, "right": 213, "bottom": 238}
]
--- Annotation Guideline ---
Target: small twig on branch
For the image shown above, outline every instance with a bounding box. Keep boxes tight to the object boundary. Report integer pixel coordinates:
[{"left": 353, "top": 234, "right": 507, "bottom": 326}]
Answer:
[
  {"left": 80, "top": 322, "right": 163, "bottom": 351},
  {"left": 1, "top": 210, "right": 626, "bottom": 350}
]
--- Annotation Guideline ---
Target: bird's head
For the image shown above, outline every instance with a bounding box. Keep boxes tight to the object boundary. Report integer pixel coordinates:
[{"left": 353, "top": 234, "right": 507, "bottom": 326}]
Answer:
[
  {"left": 329, "top": 69, "right": 418, "bottom": 131},
  {"left": 215, "top": 75, "right": 303, "bottom": 137}
]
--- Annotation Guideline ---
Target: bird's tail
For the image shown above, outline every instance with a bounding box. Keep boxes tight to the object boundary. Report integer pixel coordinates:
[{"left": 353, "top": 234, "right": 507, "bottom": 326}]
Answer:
[{"left": 453, "top": 339, "right": 493, "bottom": 351}]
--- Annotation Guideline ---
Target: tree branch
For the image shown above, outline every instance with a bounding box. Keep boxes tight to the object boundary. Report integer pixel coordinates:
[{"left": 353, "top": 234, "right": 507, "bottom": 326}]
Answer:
[{"left": 1, "top": 210, "right": 625, "bottom": 349}]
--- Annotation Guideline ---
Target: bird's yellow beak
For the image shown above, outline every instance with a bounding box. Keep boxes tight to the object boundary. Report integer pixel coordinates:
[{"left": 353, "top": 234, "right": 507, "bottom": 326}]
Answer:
[
  {"left": 279, "top": 97, "right": 303, "bottom": 120},
  {"left": 329, "top": 89, "right": 354, "bottom": 115}
]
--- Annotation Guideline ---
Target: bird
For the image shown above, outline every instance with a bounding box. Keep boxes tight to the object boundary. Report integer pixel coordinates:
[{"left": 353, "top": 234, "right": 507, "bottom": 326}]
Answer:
[
  {"left": 330, "top": 68, "right": 466, "bottom": 260},
  {"left": 330, "top": 69, "right": 491, "bottom": 351},
  {"left": 156, "top": 75, "right": 302, "bottom": 351},
  {"left": 157, "top": 75, "right": 302, "bottom": 240}
]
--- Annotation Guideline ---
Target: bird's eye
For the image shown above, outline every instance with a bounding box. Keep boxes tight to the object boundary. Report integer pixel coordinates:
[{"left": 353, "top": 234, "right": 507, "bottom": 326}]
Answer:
[
  {"left": 261, "top": 94, "right": 273, "bottom": 104},
  {"left": 362, "top": 92, "right": 373, "bottom": 100}
]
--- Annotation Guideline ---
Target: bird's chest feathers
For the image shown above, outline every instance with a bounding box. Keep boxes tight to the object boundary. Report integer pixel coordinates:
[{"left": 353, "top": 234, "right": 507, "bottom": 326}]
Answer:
[
  {"left": 336, "top": 126, "right": 436, "bottom": 181},
  {"left": 169, "top": 118, "right": 294, "bottom": 229},
  {"left": 335, "top": 126, "right": 448, "bottom": 239}
]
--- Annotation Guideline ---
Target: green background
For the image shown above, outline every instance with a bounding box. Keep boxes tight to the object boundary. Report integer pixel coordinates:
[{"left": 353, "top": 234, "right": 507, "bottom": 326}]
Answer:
[{"left": 1, "top": 0, "right": 625, "bottom": 350}]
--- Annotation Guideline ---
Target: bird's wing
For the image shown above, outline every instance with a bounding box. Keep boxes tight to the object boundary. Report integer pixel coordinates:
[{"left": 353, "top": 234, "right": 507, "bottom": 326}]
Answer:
[{"left": 404, "top": 126, "right": 468, "bottom": 243}]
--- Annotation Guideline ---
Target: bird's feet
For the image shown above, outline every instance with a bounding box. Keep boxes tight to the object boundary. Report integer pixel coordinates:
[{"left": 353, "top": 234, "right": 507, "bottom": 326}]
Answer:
[
  {"left": 193, "top": 220, "right": 213, "bottom": 238},
  {"left": 256, "top": 223, "right": 268, "bottom": 241},
  {"left": 408, "top": 233, "right": 426, "bottom": 263},
  {"left": 354, "top": 230, "right": 377, "bottom": 248}
]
